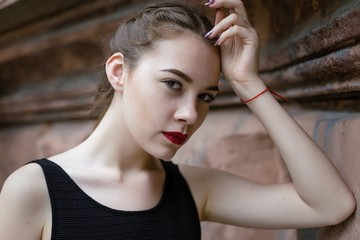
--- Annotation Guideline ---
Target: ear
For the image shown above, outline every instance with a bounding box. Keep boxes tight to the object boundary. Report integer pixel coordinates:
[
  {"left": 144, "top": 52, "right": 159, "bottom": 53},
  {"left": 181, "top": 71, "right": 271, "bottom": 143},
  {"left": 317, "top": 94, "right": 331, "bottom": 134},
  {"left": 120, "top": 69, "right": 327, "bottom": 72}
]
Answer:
[{"left": 105, "top": 52, "right": 127, "bottom": 91}]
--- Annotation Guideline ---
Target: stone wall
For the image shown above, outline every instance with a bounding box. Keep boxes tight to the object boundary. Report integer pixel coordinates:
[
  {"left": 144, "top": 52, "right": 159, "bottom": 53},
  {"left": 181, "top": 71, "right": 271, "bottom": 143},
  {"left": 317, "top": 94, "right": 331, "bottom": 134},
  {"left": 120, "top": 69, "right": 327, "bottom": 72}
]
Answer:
[{"left": 0, "top": 0, "right": 359, "bottom": 239}]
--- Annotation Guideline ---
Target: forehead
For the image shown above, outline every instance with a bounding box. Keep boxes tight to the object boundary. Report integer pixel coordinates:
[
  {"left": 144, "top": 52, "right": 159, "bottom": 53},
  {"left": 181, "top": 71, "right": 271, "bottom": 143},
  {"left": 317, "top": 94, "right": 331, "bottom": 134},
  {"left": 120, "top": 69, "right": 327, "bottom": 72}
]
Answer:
[{"left": 135, "top": 34, "right": 220, "bottom": 86}]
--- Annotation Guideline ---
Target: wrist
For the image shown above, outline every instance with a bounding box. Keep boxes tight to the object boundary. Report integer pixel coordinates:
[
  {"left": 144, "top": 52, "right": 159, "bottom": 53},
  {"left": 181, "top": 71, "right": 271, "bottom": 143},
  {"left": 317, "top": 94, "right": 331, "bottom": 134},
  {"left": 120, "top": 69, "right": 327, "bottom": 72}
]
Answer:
[
  {"left": 229, "top": 77, "right": 267, "bottom": 100},
  {"left": 231, "top": 79, "right": 288, "bottom": 104},
  {"left": 240, "top": 88, "right": 269, "bottom": 104}
]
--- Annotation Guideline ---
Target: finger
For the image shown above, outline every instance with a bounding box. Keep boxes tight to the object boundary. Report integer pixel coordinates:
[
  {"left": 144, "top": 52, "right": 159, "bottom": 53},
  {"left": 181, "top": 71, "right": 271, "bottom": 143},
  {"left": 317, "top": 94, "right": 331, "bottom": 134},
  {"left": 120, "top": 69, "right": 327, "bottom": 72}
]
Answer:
[
  {"left": 215, "top": 25, "right": 258, "bottom": 46},
  {"left": 235, "top": 0, "right": 249, "bottom": 22},
  {"left": 207, "top": 13, "right": 249, "bottom": 38},
  {"left": 207, "top": 0, "right": 250, "bottom": 22},
  {"left": 215, "top": 8, "right": 226, "bottom": 25}
]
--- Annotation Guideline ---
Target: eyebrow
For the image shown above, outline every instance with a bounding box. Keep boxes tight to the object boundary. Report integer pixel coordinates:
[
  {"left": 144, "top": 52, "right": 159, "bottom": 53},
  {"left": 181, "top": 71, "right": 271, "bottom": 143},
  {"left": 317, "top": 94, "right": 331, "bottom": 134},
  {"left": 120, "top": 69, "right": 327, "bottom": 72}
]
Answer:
[{"left": 160, "top": 68, "right": 219, "bottom": 91}]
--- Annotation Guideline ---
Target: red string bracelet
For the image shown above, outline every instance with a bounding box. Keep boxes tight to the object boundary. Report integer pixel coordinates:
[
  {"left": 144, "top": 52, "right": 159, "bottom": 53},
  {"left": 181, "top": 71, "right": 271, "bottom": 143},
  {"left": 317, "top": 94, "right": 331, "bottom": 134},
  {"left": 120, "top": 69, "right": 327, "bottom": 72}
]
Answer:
[
  {"left": 269, "top": 89, "right": 288, "bottom": 102},
  {"left": 240, "top": 88, "right": 288, "bottom": 104}
]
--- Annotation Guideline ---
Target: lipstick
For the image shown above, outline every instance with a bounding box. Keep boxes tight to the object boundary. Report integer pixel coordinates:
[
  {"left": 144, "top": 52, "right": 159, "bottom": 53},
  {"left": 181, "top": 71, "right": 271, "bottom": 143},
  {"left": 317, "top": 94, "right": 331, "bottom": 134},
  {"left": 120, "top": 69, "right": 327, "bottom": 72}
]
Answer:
[{"left": 162, "top": 131, "right": 189, "bottom": 145}]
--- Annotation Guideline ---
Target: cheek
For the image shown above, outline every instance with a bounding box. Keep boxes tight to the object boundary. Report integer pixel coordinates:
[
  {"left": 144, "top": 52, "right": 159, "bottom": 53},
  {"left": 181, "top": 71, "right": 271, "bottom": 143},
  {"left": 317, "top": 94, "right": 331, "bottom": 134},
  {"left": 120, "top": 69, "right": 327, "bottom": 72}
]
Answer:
[
  {"left": 124, "top": 88, "right": 152, "bottom": 124},
  {"left": 123, "top": 81, "right": 172, "bottom": 130}
]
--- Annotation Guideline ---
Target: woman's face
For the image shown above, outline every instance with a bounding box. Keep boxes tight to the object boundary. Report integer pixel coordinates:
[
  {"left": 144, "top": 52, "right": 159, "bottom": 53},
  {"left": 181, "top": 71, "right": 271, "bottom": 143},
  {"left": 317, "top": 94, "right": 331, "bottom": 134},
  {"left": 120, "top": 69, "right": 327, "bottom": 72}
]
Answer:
[{"left": 121, "top": 34, "right": 220, "bottom": 160}]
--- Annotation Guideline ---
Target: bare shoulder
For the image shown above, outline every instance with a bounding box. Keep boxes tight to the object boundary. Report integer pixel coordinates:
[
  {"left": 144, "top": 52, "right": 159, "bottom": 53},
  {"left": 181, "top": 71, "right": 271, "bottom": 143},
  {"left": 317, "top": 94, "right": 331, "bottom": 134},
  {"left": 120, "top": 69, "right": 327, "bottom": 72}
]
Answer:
[
  {"left": 0, "top": 162, "right": 49, "bottom": 239},
  {"left": 178, "top": 163, "right": 244, "bottom": 187},
  {"left": 178, "top": 164, "right": 234, "bottom": 220},
  {"left": 179, "top": 164, "right": 223, "bottom": 187},
  {"left": 178, "top": 163, "right": 254, "bottom": 197},
  {"left": 1, "top": 162, "right": 48, "bottom": 202}
]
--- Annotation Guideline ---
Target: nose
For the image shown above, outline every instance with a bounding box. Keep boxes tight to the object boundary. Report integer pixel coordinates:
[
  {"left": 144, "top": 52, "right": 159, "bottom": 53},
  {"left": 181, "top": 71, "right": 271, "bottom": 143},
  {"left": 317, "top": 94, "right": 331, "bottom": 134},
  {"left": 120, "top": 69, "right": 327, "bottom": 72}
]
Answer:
[{"left": 174, "top": 97, "right": 198, "bottom": 125}]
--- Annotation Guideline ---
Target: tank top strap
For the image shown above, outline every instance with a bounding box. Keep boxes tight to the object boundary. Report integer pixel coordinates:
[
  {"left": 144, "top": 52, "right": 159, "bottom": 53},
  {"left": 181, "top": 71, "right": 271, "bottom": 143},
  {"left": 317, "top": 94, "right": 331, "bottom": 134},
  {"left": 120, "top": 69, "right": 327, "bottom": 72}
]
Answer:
[
  {"left": 28, "top": 158, "right": 74, "bottom": 239},
  {"left": 159, "top": 160, "right": 201, "bottom": 233}
]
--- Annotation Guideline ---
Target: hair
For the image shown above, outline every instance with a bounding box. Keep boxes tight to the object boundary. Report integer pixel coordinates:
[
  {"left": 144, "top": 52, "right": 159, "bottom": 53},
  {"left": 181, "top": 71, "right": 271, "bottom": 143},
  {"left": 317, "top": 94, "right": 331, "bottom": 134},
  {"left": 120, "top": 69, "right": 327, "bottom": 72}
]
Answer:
[{"left": 91, "top": 1, "right": 215, "bottom": 120}]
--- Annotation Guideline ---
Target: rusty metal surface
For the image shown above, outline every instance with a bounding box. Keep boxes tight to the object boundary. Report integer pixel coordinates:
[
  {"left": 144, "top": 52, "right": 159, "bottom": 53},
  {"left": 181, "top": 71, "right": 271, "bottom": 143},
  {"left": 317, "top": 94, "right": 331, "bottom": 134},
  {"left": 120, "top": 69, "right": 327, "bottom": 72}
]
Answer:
[
  {"left": 0, "top": 0, "right": 145, "bottom": 64},
  {"left": 261, "top": 44, "right": 360, "bottom": 96},
  {"left": 259, "top": 7, "right": 360, "bottom": 72},
  {"left": 0, "top": 75, "right": 98, "bottom": 125},
  {"left": 238, "top": 0, "right": 360, "bottom": 70},
  {"left": 0, "top": 0, "right": 85, "bottom": 34}
]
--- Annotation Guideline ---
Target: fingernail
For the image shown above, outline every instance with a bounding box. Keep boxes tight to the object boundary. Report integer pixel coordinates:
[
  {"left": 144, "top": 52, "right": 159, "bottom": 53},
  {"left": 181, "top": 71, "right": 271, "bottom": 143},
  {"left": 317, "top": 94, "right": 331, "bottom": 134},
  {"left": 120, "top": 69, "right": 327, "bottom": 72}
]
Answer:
[
  {"left": 214, "top": 39, "right": 221, "bottom": 46},
  {"left": 205, "top": 30, "right": 213, "bottom": 38},
  {"left": 204, "top": 0, "right": 215, "bottom": 6}
]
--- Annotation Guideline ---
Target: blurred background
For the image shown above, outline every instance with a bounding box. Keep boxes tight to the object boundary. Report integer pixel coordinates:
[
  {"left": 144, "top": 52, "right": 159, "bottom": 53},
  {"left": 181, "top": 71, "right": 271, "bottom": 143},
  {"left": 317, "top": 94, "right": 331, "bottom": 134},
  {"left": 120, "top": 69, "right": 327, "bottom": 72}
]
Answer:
[{"left": 0, "top": 0, "right": 359, "bottom": 239}]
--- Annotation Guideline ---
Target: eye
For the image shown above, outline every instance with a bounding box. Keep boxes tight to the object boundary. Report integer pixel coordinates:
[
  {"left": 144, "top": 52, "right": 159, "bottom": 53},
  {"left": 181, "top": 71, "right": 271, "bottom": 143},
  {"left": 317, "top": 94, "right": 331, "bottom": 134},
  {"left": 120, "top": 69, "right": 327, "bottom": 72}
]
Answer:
[
  {"left": 164, "top": 80, "right": 183, "bottom": 91},
  {"left": 198, "top": 93, "right": 216, "bottom": 103}
]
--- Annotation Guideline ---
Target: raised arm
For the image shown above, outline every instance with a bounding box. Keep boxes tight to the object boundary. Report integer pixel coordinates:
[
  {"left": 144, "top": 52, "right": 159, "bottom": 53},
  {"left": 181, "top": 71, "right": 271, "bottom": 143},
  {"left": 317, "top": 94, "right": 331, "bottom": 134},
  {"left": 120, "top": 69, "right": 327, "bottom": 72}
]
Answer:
[{"left": 190, "top": 0, "right": 356, "bottom": 229}]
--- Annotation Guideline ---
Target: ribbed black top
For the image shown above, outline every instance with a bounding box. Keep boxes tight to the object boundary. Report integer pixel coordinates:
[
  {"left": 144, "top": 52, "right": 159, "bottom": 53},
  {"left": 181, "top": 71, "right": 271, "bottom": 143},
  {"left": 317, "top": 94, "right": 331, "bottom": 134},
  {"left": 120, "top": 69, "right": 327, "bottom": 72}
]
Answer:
[{"left": 31, "top": 159, "right": 201, "bottom": 240}]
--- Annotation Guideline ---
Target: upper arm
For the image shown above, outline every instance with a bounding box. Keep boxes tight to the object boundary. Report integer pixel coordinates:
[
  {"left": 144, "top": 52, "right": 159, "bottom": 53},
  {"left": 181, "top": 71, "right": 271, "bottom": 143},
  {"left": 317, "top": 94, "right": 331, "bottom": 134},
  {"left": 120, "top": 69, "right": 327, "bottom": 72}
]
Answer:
[
  {"left": 181, "top": 165, "right": 340, "bottom": 229},
  {"left": 0, "top": 163, "right": 49, "bottom": 240}
]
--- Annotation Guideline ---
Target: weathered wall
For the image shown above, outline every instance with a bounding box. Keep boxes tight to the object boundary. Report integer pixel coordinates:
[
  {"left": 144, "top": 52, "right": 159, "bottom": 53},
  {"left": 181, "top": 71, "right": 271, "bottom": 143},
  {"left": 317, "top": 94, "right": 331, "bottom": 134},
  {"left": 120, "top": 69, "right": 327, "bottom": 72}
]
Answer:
[
  {"left": 174, "top": 108, "right": 360, "bottom": 240},
  {"left": 0, "top": 121, "right": 95, "bottom": 183},
  {"left": 0, "top": 0, "right": 359, "bottom": 239}
]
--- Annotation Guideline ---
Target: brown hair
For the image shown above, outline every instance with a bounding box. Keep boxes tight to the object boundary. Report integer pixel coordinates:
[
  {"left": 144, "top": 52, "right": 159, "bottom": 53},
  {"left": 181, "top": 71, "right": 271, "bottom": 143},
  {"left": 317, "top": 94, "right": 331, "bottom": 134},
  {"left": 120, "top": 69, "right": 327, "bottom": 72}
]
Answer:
[{"left": 91, "top": 1, "right": 215, "bottom": 120}]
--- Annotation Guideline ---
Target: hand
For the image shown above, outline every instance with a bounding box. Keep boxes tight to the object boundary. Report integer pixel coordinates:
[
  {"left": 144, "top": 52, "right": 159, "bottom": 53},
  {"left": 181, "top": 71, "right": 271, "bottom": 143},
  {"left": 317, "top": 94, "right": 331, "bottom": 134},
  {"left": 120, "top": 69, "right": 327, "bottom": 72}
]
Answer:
[{"left": 205, "top": 0, "right": 263, "bottom": 95}]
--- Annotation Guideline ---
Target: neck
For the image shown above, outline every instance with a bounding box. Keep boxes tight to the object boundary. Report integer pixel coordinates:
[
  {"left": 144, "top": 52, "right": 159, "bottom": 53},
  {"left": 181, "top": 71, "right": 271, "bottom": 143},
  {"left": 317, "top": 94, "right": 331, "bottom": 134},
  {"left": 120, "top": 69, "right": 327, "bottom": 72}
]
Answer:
[{"left": 75, "top": 102, "right": 157, "bottom": 172}]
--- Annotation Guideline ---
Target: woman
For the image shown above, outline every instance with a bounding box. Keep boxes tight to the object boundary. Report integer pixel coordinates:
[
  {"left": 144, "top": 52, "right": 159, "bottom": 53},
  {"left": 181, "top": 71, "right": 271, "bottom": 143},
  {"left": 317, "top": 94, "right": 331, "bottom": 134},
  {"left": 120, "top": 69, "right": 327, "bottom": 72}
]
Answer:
[{"left": 0, "top": 1, "right": 356, "bottom": 239}]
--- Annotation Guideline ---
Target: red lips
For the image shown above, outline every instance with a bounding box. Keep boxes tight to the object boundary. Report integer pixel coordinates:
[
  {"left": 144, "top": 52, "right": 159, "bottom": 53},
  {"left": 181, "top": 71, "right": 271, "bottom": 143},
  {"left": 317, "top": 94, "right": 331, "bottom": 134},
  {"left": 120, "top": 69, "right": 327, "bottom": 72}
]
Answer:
[{"left": 162, "top": 131, "right": 189, "bottom": 145}]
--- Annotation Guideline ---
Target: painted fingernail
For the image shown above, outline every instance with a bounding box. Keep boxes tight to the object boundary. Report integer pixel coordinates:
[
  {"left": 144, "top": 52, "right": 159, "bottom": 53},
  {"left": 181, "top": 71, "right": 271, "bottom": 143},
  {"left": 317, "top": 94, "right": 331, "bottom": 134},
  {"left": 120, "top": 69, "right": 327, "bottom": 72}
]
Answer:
[
  {"left": 214, "top": 39, "right": 221, "bottom": 46},
  {"left": 205, "top": 30, "right": 213, "bottom": 38},
  {"left": 204, "top": 0, "right": 215, "bottom": 6}
]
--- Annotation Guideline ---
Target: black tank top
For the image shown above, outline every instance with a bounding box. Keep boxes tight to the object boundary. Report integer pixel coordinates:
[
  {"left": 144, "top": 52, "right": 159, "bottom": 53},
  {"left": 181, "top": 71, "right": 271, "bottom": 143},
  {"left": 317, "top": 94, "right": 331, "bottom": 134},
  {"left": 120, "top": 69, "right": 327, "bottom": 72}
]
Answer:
[{"left": 31, "top": 159, "right": 201, "bottom": 240}]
